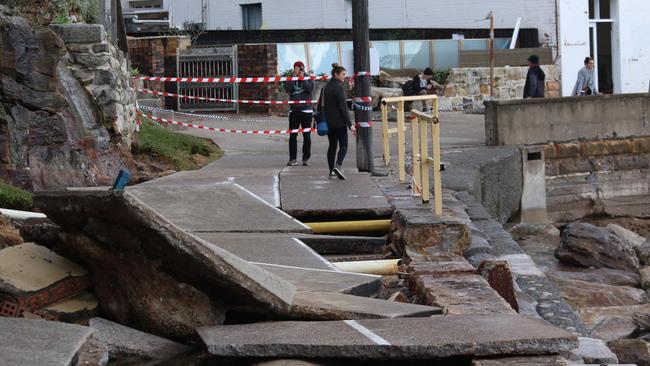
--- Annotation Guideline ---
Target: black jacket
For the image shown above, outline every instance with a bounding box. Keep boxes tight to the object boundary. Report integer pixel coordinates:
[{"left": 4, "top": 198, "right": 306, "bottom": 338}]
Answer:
[
  {"left": 283, "top": 79, "right": 314, "bottom": 112},
  {"left": 523, "top": 66, "right": 546, "bottom": 98},
  {"left": 412, "top": 74, "right": 434, "bottom": 94},
  {"left": 318, "top": 79, "right": 352, "bottom": 128}
]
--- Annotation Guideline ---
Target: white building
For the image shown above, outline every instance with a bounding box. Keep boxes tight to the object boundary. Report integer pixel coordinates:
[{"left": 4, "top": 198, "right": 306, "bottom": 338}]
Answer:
[{"left": 123, "top": 0, "right": 650, "bottom": 94}]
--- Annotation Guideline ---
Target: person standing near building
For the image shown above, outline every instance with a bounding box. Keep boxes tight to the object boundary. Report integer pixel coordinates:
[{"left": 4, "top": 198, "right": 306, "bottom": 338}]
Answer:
[
  {"left": 319, "top": 63, "right": 355, "bottom": 180},
  {"left": 572, "top": 57, "right": 598, "bottom": 96},
  {"left": 523, "top": 55, "right": 546, "bottom": 98},
  {"left": 283, "top": 61, "right": 314, "bottom": 166}
]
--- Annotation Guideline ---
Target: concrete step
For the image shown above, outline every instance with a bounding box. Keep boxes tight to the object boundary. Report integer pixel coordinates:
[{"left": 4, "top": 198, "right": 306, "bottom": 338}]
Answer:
[
  {"left": 197, "top": 314, "right": 578, "bottom": 360},
  {"left": 0, "top": 317, "right": 92, "bottom": 366},
  {"left": 255, "top": 264, "right": 382, "bottom": 297},
  {"left": 290, "top": 291, "right": 441, "bottom": 319}
]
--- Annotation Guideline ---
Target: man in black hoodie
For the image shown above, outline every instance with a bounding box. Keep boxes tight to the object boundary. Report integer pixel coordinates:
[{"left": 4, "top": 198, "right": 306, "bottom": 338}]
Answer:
[
  {"left": 283, "top": 61, "right": 314, "bottom": 166},
  {"left": 523, "top": 55, "right": 546, "bottom": 98}
]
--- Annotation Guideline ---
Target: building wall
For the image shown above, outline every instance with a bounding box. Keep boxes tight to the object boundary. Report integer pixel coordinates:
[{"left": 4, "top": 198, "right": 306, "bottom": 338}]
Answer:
[
  {"left": 611, "top": 0, "right": 650, "bottom": 93},
  {"left": 557, "top": 0, "right": 590, "bottom": 97},
  {"left": 182, "top": 0, "right": 556, "bottom": 47}
]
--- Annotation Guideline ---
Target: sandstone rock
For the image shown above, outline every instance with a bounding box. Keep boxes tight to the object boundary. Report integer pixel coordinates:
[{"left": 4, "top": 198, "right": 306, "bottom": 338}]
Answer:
[
  {"left": 479, "top": 260, "right": 518, "bottom": 312},
  {"left": 548, "top": 268, "right": 640, "bottom": 287},
  {"left": 608, "top": 338, "right": 650, "bottom": 366},
  {"left": 608, "top": 223, "right": 647, "bottom": 248},
  {"left": 638, "top": 240, "right": 650, "bottom": 265},
  {"left": 548, "top": 274, "right": 646, "bottom": 308},
  {"left": 591, "top": 315, "right": 638, "bottom": 342},
  {"left": 641, "top": 266, "right": 650, "bottom": 290},
  {"left": 371, "top": 87, "right": 402, "bottom": 107},
  {"left": 75, "top": 338, "right": 109, "bottom": 366},
  {"left": 579, "top": 304, "right": 650, "bottom": 332},
  {"left": 49, "top": 24, "right": 104, "bottom": 43},
  {"left": 471, "top": 356, "right": 568, "bottom": 365},
  {"left": 0, "top": 215, "right": 22, "bottom": 248},
  {"left": 571, "top": 337, "right": 618, "bottom": 364},
  {"left": 556, "top": 223, "right": 639, "bottom": 270}
]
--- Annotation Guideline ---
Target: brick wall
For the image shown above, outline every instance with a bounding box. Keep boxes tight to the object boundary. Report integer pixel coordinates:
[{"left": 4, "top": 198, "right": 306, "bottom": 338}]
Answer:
[
  {"left": 127, "top": 36, "right": 190, "bottom": 109},
  {"left": 237, "top": 44, "right": 279, "bottom": 114}
]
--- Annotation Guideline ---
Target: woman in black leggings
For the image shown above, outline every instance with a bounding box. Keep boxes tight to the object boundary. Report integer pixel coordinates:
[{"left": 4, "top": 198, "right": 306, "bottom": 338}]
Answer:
[{"left": 319, "top": 63, "right": 356, "bottom": 180}]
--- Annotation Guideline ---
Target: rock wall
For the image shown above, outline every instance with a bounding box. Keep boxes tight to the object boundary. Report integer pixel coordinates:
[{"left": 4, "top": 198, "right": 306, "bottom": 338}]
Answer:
[{"left": 0, "top": 14, "right": 136, "bottom": 191}]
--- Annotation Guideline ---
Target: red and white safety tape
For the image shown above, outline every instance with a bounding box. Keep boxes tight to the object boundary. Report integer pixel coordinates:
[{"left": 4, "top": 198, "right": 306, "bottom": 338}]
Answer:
[
  {"left": 138, "top": 88, "right": 372, "bottom": 104},
  {"left": 138, "top": 105, "right": 284, "bottom": 124},
  {"left": 133, "top": 72, "right": 371, "bottom": 83},
  {"left": 136, "top": 110, "right": 315, "bottom": 134}
]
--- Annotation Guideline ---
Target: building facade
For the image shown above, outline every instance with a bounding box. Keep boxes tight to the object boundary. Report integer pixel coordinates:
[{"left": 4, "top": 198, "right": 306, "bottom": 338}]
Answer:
[{"left": 123, "top": 0, "right": 650, "bottom": 95}]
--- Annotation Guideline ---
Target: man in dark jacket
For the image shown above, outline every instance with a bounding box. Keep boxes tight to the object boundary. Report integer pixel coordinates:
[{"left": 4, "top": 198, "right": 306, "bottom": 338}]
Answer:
[
  {"left": 523, "top": 55, "right": 546, "bottom": 98},
  {"left": 411, "top": 67, "right": 435, "bottom": 112},
  {"left": 283, "top": 61, "right": 314, "bottom": 166}
]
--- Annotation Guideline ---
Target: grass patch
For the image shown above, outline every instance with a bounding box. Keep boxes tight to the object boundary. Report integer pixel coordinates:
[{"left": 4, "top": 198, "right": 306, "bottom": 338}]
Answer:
[
  {"left": 0, "top": 180, "right": 33, "bottom": 211},
  {"left": 134, "top": 118, "right": 223, "bottom": 171}
]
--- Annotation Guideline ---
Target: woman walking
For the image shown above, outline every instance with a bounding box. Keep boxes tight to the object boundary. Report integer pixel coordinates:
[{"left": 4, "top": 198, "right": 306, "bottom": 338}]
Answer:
[{"left": 319, "top": 63, "right": 355, "bottom": 180}]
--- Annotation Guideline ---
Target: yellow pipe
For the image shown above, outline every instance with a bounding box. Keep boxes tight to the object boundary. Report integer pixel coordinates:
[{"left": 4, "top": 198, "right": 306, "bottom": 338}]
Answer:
[
  {"left": 333, "top": 259, "right": 400, "bottom": 276},
  {"left": 305, "top": 219, "right": 391, "bottom": 234}
]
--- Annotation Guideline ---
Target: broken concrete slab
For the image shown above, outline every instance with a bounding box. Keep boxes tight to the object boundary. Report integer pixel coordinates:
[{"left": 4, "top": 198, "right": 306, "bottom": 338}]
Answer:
[
  {"left": 197, "top": 314, "right": 578, "bottom": 359},
  {"left": 0, "top": 242, "right": 91, "bottom": 316},
  {"left": 290, "top": 291, "right": 441, "bottom": 319},
  {"left": 279, "top": 170, "right": 393, "bottom": 221},
  {"left": 32, "top": 292, "right": 98, "bottom": 322},
  {"left": 127, "top": 183, "right": 310, "bottom": 233},
  {"left": 89, "top": 318, "right": 191, "bottom": 361},
  {"left": 194, "top": 233, "right": 337, "bottom": 271},
  {"left": 75, "top": 338, "right": 109, "bottom": 366},
  {"left": 256, "top": 264, "right": 382, "bottom": 297},
  {"left": 471, "top": 356, "right": 569, "bottom": 365},
  {"left": 0, "top": 317, "right": 92, "bottom": 366},
  {"left": 35, "top": 188, "right": 297, "bottom": 338}
]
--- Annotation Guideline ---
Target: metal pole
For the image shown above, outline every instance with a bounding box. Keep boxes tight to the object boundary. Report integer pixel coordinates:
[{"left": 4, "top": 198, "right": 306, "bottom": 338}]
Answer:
[
  {"left": 489, "top": 11, "right": 495, "bottom": 98},
  {"left": 352, "top": 0, "right": 373, "bottom": 173}
]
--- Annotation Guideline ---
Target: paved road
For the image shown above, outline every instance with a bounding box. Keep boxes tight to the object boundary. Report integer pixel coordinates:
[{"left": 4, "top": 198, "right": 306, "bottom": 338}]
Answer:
[{"left": 146, "top": 110, "right": 485, "bottom": 206}]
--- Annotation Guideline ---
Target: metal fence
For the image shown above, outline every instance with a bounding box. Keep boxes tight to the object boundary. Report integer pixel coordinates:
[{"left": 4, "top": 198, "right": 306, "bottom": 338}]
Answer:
[{"left": 177, "top": 46, "right": 238, "bottom": 112}]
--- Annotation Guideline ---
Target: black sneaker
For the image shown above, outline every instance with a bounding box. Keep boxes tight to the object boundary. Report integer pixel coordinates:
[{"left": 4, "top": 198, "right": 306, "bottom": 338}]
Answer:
[
  {"left": 302, "top": 160, "right": 310, "bottom": 166},
  {"left": 333, "top": 167, "right": 346, "bottom": 180},
  {"left": 287, "top": 160, "right": 298, "bottom": 166},
  {"left": 328, "top": 171, "right": 337, "bottom": 179}
]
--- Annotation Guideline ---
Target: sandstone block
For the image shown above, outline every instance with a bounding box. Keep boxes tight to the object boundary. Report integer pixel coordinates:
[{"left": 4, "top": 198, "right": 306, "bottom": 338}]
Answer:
[{"left": 50, "top": 24, "right": 105, "bottom": 44}]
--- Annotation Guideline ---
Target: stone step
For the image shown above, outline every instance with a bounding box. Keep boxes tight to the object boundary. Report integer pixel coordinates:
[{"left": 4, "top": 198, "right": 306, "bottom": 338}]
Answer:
[
  {"left": 197, "top": 314, "right": 578, "bottom": 360},
  {"left": 0, "top": 317, "right": 92, "bottom": 366},
  {"left": 0, "top": 242, "right": 91, "bottom": 316}
]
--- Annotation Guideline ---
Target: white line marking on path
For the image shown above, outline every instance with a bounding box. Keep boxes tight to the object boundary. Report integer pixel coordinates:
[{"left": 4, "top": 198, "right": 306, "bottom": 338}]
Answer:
[
  {"left": 247, "top": 262, "right": 381, "bottom": 278},
  {"left": 291, "top": 238, "right": 340, "bottom": 271},
  {"left": 233, "top": 183, "right": 310, "bottom": 229},
  {"left": 343, "top": 320, "right": 391, "bottom": 346}
]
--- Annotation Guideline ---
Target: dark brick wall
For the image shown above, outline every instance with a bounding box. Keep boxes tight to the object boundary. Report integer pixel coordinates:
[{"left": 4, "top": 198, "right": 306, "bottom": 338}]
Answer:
[
  {"left": 128, "top": 37, "right": 189, "bottom": 109},
  {"left": 237, "top": 44, "right": 279, "bottom": 114}
]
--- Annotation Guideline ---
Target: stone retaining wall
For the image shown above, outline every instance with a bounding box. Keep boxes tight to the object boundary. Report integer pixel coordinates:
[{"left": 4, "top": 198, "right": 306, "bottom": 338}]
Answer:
[{"left": 50, "top": 24, "right": 137, "bottom": 149}]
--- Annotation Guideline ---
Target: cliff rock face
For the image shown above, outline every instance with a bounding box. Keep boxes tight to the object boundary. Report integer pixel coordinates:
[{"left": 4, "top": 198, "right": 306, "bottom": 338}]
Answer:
[{"left": 0, "top": 14, "right": 135, "bottom": 191}]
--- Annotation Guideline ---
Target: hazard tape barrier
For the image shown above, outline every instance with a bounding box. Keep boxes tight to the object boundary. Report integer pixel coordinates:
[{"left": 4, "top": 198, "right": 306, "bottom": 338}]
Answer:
[
  {"left": 133, "top": 71, "right": 371, "bottom": 83},
  {"left": 136, "top": 110, "right": 316, "bottom": 134},
  {"left": 138, "top": 88, "right": 316, "bottom": 105},
  {"left": 352, "top": 103, "right": 373, "bottom": 111},
  {"left": 137, "top": 105, "right": 284, "bottom": 124},
  {"left": 138, "top": 88, "right": 372, "bottom": 105}
]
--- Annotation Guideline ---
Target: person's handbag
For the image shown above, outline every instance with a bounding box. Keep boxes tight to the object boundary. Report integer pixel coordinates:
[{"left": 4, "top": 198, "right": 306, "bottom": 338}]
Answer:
[{"left": 315, "top": 88, "right": 329, "bottom": 136}]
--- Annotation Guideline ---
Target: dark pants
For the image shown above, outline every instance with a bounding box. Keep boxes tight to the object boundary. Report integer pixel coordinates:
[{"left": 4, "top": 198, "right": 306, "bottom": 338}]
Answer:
[
  {"left": 289, "top": 111, "right": 312, "bottom": 161},
  {"left": 327, "top": 126, "right": 348, "bottom": 171}
]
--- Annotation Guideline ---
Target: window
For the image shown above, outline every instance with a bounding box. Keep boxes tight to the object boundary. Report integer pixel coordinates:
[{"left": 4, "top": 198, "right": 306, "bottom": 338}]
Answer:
[
  {"left": 403, "top": 41, "right": 430, "bottom": 70},
  {"left": 308, "top": 43, "right": 339, "bottom": 75},
  {"left": 373, "top": 41, "right": 401, "bottom": 70},
  {"left": 242, "top": 3, "right": 262, "bottom": 30},
  {"left": 277, "top": 44, "right": 307, "bottom": 73},
  {"left": 433, "top": 40, "right": 460, "bottom": 69}
]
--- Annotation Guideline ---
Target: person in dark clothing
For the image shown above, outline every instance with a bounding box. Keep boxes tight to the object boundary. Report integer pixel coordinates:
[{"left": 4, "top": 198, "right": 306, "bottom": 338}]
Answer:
[
  {"left": 318, "top": 63, "right": 355, "bottom": 180},
  {"left": 412, "top": 67, "right": 436, "bottom": 112},
  {"left": 283, "top": 60, "right": 314, "bottom": 166},
  {"left": 523, "top": 55, "right": 546, "bottom": 98}
]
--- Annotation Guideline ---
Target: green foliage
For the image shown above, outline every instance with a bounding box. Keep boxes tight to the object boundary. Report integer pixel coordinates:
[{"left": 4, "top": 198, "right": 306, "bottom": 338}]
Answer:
[
  {"left": 0, "top": 180, "right": 33, "bottom": 211},
  {"left": 431, "top": 69, "right": 450, "bottom": 85},
  {"left": 51, "top": 0, "right": 100, "bottom": 24},
  {"left": 134, "top": 118, "right": 223, "bottom": 171},
  {"left": 131, "top": 67, "right": 140, "bottom": 76}
]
